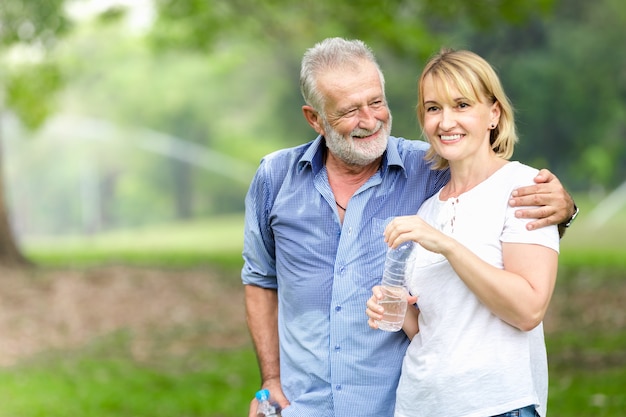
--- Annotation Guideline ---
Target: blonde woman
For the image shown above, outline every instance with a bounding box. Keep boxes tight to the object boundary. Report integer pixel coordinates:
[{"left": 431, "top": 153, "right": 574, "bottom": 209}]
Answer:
[{"left": 367, "top": 49, "right": 559, "bottom": 417}]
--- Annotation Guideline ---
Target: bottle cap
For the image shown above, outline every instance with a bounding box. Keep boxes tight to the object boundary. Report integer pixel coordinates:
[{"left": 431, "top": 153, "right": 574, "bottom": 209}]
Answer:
[{"left": 256, "top": 389, "right": 270, "bottom": 401}]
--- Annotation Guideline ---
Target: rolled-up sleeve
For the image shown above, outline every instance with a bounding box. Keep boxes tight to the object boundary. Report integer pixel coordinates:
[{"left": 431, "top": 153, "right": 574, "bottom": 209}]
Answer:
[{"left": 241, "top": 159, "right": 278, "bottom": 289}]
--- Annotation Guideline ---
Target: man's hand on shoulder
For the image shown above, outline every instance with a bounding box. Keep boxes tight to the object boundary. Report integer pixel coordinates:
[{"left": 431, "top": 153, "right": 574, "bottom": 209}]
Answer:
[{"left": 509, "top": 168, "right": 576, "bottom": 234}]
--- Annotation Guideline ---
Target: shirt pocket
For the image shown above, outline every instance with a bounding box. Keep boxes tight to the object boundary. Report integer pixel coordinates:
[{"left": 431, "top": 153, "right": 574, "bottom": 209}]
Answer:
[{"left": 371, "top": 216, "right": 393, "bottom": 237}]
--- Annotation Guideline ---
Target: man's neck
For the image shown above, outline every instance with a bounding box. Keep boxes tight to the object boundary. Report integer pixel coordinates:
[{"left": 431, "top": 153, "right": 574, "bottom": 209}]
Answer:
[{"left": 326, "top": 151, "right": 382, "bottom": 215}]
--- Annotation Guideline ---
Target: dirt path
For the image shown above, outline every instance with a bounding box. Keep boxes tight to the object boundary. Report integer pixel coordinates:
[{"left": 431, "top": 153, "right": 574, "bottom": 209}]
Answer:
[
  {"left": 0, "top": 265, "right": 249, "bottom": 366},
  {"left": 0, "top": 265, "right": 624, "bottom": 368}
]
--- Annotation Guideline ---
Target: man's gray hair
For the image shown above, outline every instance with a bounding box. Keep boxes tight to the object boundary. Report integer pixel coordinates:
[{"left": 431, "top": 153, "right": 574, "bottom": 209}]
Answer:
[{"left": 300, "top": 37, "right": 385, "bottom": 113}]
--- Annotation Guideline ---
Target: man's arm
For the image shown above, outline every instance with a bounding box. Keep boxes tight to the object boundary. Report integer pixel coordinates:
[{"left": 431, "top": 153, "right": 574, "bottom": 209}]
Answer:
[
  {"left": 245, "top": 284, "right": 289, "bottom": 416},
  {"left": 508, "top": 168, "right": 577, "bottom": 237}
]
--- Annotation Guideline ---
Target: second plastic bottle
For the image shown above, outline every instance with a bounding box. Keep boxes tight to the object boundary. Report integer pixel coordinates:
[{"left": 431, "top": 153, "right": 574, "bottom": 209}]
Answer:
[{"left": 255, "top": 389, "right": 281, "bottom": 417}]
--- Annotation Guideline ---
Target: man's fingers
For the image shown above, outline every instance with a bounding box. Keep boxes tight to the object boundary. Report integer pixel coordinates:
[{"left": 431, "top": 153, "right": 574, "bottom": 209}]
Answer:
[
  {"left": 535, "top": 168, "right": 555, "bottom": 183},
  {"left": 514, "top": 206, "right": 554, "bottom": 220},
  {"left": 511, "top": 193, "right": 554, "bottom": 209},
  {"left": 510, "top": 183, "right": 544, "bottom": 199},
  {"left": 249, "top": 399, "right": 259, "bottom": 417},
  {"left": 523, "top": 217, "right": 556, "bottom": 231}
]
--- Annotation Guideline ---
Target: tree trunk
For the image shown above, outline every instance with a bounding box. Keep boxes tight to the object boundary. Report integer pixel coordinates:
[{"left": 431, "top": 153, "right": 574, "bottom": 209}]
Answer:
[{"left": 0, "top": 120, "right": 32, "bottom": 267}]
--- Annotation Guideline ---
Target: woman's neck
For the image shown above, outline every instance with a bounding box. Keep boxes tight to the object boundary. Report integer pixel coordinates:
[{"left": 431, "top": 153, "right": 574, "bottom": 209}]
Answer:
[{"left": 441, "top": 155, "right": 508, "bottom": 199}]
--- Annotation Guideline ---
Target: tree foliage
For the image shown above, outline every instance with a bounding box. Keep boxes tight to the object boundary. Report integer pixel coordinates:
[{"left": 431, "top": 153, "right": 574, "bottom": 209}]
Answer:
[
  {"left": 1, "top": 0, "right": 70, "bottom": 129},
  {"left": 0, "top": 0, "right": 68, "bottom": 45},
  {"left": 5, "top": 62, "right": 62, "bottom": 127},
  {"left": 3, "top": 0, "right": 626, "bottom": 240},
  {"left": 150, "top": 0, "right": 625, "bottom": 191},
  {"left": 465, "top": 0, "right": 626, "bottom": 189},
  {"left": 151, "top": 0, "right": 555, "bottom": 58}
]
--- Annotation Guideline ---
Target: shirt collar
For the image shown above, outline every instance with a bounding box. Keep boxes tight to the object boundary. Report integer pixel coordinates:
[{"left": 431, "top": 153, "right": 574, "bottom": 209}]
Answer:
[{"left": 297, "top": 135, "right": 407, "bottom": 177}]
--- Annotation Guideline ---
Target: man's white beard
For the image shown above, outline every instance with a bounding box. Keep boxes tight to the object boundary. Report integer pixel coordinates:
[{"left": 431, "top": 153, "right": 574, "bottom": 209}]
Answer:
[{"left": 323, "top": 115, "right": 392, "bottom": 166}]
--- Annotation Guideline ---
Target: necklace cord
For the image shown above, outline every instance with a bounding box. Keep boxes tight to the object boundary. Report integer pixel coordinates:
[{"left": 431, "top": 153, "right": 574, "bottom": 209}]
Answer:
[{"left": 335, "top": 201, "right": 347, "bottom": 211}]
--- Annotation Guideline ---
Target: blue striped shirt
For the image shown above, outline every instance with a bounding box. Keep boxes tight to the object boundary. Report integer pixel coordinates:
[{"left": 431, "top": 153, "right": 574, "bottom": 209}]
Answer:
[{"left": 242, "top": 135, "right": 449, "bottom": 417}]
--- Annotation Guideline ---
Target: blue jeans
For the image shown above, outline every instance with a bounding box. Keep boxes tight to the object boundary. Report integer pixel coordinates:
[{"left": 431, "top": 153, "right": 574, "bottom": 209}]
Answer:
[{"left": 492, "top": 405, "right": 539, "bottom": 417}]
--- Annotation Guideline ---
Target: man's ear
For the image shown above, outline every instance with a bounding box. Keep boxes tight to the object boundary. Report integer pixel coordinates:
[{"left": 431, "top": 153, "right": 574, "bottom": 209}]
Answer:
[{"left": 302, "top": 105, "right": 325, "bottom": 136}]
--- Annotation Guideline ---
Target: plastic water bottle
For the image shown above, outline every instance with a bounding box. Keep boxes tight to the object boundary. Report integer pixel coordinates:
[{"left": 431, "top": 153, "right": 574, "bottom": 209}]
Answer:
[
  {"left": 377, "top": 240, "right": 414, "bottom": 332},
  {"left": 256, "top": 389, "right": 280, "bottom": 417}
]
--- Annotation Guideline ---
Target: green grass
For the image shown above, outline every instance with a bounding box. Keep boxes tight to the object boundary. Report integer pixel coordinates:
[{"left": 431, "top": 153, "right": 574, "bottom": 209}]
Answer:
[
  {"left": 23, "top": 214, "right": 245, "bottom": 269},
  {"left": 549, "top": 367, "right": 626, "bottom": 417},
  {"left": 9, "top": 205, "right": 626, "bottom": 416},
  {"left": 547, "top": 327, "right": 626, "bottom": 416},
  {"left": 558, "top": 194, "right": 626, "bottom": 267},
  {"left": 0, "top": 333, "right": 260, "bottom": 417}
]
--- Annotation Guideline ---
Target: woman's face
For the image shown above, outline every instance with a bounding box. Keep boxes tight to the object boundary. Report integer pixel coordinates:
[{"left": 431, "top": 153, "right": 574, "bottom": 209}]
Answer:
[{"left": 421, "top": 74, "right": 500, "bottom": 164}]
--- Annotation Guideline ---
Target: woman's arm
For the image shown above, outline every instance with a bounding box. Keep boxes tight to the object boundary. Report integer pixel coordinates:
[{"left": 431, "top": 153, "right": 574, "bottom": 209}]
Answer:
[
  {"left": 385, "top": 215, "right": 558, "bottom": 331},
  {"left": 443, "top": 240, "right": 558, "bottom": 330}
]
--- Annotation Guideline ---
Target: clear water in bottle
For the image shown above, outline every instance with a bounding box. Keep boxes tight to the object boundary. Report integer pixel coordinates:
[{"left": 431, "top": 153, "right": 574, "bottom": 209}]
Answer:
[
  {"left": 377, "top": 241, "right": 414, "bottom": 332},
  {"left": 377, "top": 285, "right": 408, "bottom": 331}
]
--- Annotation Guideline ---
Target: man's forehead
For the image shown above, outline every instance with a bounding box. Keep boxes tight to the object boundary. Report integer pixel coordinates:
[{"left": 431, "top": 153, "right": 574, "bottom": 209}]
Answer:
[{"left": 317, "top": 62, "right": 383, "bottom": 101}]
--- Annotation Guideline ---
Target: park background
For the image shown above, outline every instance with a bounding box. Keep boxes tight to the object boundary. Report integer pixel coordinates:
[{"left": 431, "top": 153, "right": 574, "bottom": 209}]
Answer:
[{"left": 0, "top": 0, "right": 624, "bottom": 415}]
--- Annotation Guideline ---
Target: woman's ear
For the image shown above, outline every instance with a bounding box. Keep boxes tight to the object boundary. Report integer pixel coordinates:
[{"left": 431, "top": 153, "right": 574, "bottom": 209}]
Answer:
[{"left": 491, "top": 101, "right": 502, "bottom": 125}]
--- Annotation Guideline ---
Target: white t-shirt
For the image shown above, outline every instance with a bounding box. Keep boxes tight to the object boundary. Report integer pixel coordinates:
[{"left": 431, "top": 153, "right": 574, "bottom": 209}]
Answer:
[{"left": 395, "top": 161, "right": 560, "bottom": 417}]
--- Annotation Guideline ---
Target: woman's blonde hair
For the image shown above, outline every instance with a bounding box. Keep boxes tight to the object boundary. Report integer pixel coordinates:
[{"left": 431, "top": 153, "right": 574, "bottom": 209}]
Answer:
[{"left": 417, "top": 48, "right": 518, "bottom": 170}]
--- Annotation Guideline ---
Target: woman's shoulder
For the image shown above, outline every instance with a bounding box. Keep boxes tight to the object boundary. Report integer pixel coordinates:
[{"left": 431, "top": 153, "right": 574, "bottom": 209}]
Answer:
[{"left": 500, "top": 161, "right": 540, "bottom": 184}]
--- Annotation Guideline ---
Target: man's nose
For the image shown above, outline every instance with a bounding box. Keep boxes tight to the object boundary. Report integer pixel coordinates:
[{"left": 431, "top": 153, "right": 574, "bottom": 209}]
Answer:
[{"left": 358, "top": 106, "right": 383, "bottom": 130}]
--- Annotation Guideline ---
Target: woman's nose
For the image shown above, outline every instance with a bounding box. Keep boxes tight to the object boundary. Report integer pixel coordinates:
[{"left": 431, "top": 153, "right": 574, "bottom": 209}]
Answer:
[{"left": 439, "top": 108, "right": 456, "bottom": 130}]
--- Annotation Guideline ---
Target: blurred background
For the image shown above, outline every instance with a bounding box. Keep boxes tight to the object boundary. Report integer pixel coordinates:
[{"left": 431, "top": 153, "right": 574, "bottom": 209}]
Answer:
[{"left": 0, "top": 0, "right": 624, "bottom": 416}]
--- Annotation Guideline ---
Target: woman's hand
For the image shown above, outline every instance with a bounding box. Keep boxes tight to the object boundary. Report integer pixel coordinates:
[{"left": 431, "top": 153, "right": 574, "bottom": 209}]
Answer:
[
  {"left": 366, "top": 285, "right": 418, "bottom": 330},
  {"left": 366, "top": 286, "right": 384, "bottom": 329},
  {"left": 384, "top": 215, "right": 452, "bottom": 255}
]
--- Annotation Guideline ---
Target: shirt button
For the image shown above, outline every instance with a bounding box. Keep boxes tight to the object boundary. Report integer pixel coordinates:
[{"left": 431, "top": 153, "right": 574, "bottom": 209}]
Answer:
[
  {"left": 335, "top": 384, "right": 342, "bottom": 391},
  {"left": 334, "top": 345, "right": 341, "bottom": 351},
  {"left": 335, "top": 305, "right": 341, "bottom": 312}
]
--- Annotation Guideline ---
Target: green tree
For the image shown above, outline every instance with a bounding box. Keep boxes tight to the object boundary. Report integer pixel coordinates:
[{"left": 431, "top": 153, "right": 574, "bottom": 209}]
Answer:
[
  {"left": 0, "top": 0, "right": 69, "bottom": 266},
  {"left": 151, "top": 0, "right": 554, "bottom": 57},
  {"left": 460, "top": 0, "right": 626, "bottom": 190},
  {"left": 1, "top": 0, "right": 569, "bottom": 260},
  {"left": 149, "top": 0, "right": 558, "bottom": 163},
  {"left": 55, "top": 21, "right": 279, "bottom": 225}
]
